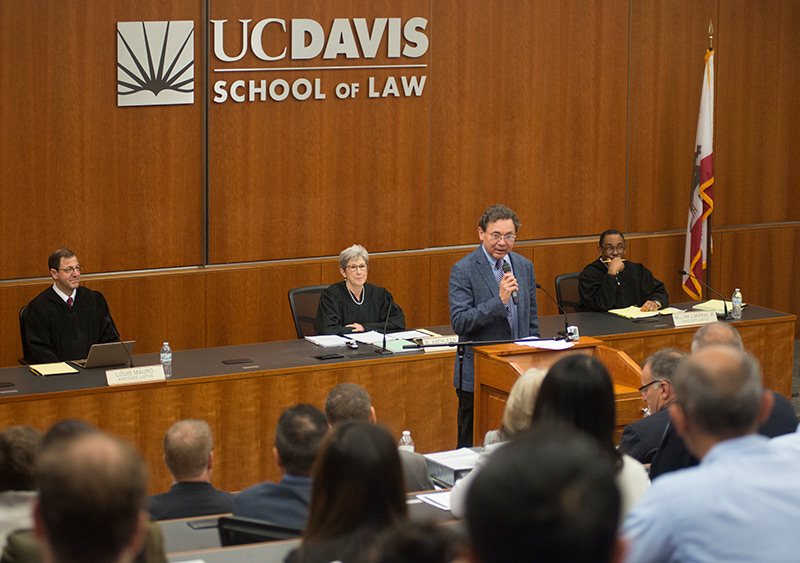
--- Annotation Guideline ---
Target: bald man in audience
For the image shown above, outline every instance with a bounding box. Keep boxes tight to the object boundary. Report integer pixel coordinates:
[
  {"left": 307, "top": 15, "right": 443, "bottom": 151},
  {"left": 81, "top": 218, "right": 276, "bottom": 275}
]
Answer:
[
  {"left": 34, "top": 432, "right": 150, "bottom": 563},
  {"left": 623, "top": 346, "right": 800, "bottom": 562},
  {"left": 648, "top": 322, "right": 797, "bottom": 479},
  {"left": 325, "top": 383, "right": 434, "bottom": 492},
  {"left": 148, "top": 420, "right": 233, "bottom": 520}
]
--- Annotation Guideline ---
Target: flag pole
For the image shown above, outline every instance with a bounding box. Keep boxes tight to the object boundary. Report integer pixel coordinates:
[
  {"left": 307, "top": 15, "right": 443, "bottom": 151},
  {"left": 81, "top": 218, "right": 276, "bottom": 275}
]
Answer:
[{"left": 709, "top": 20, "right": 714, "bottom": 51}]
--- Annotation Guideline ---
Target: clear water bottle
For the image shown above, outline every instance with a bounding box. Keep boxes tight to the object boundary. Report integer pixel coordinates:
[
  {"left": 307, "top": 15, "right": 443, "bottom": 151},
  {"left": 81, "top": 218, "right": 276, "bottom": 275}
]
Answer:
[
  {"left": 731, "top": 288, "right": 743, "bottom": 319},
  {"left": 398, "top": 430, "right": 414, "bottom": 452},
  {"left": 160, "top": 342, "right": 173, "bottom": 378}
]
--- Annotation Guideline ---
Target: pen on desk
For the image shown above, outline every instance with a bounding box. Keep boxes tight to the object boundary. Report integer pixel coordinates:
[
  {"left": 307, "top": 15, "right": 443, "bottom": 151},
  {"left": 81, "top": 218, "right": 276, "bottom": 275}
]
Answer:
[{"left": 1, "top": 389, "right": 19, "bottom": 394}]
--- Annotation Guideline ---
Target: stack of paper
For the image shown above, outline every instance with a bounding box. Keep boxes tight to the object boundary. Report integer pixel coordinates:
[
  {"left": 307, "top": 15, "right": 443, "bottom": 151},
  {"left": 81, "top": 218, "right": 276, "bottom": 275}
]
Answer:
[
  {"left": 304, "top": 335, "right": 350, "bottom": 348},
  {"left": 694, "top": 299, "right": 743, "bottom": 314}
]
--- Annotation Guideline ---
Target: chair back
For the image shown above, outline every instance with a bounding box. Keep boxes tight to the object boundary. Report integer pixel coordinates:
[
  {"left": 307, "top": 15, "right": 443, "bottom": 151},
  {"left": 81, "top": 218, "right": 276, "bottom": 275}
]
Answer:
[
  {"left": 554, "top": 272, "right": 581, "bottom": 313},
  {"left": 288, "top": 285, "right": 329, "bottom": 338},
  {"left": 19, "top": 305, "right": 30, "bottom": 365},
  {"left": 217, "top": 515, "right": 303, "bottom": 546}
]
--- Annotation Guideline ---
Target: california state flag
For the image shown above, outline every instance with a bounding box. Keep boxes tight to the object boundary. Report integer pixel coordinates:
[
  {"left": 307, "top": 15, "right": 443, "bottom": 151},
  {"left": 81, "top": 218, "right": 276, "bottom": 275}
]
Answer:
[{"left": 682, "top": 49, "right": 715, "bottom": 300}]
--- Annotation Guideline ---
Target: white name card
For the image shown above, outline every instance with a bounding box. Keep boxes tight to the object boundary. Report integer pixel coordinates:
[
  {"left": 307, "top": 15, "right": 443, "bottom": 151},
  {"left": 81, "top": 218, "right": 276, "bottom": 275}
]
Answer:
[
  {"left": 106, "top": 364, "right": 166, "bottom": 386},
  {"left": 421, "top": 335, "right": 459, "bottom": 353},
  {"left": 672, "top": 310, "right": 718, "bottom": 328}
]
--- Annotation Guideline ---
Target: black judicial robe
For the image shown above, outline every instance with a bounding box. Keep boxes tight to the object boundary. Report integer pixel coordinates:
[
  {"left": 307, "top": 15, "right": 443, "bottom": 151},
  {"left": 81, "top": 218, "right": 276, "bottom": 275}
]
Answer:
[
  {"left": 578, "top": 258, "right": 669, "bottom": 312},
  {"left": 24, "top": 286, "right": 119, "bottom": 363},
  {"left": 316, "top": 281, "right": 405, "bottom": 335}
]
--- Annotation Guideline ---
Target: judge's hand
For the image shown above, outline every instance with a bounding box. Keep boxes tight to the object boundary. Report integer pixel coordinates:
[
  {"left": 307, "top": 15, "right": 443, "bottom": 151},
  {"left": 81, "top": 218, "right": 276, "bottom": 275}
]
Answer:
[
  {"left": 606, "top": 257, "right": 625, "bottom": 275},
  {"left": 640, "top": 300, "right": 659, "bottom": 312},
  {"left": 346, "top": 322, "right": 365, "bottom": 332},
  {"left": 499, "top": 273, "right": 518, "bottom": 305}
]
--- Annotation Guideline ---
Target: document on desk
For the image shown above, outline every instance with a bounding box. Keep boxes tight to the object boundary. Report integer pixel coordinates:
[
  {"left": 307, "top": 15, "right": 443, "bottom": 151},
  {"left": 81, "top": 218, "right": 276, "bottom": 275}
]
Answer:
[
  {"left": 608, "top": 306, "right": 659, "bottom": 319},
  {"left": 346, "top": 330, "right": 389, "bottom": 345},
  {"left": 694, "top": 299, "right": 745, "bottom": 314},
  {"left": 304, "top": 335, "right": 350, "bottom": 348},
  {"left": 417, "top": 491, "right": 452, "bottom": 511},
  {"left": 424, "top": 448, "right": 480, "bottom": 471},
  {"left": 29, "top": 362, "right": 79, "bottom": 376},
  {"left": 515, "top": 338, "right": 575, "bottom": 351}
]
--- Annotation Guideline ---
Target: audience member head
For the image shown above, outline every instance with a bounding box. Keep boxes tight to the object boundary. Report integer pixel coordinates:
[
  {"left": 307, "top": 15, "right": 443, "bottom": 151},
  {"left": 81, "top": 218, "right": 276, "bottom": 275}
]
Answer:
[
  {"left": 639, "top": 348, "right": 685, "bottom": 414},
  {"left": 163, "top": 419, "right": 213, "bottom": 482},
  {"left": 670, "top": 346, "right": 770, "bottom": 456},
  {"left": 367, "top": 521, "right": 465, "bottom": 563},
  {"left": 34, "top": 432, "right": 148, "bottom": 563},
  {"left": 274, "top": 404, "right": 328, "bottom": 477},
  {"left": 0, "top": 425, "right": 42, "bottom": 492},
  {"left": 467, "top": 428, "right": 621, "bottom": 563},
  {"left": 325, "top": 382, "right": 375, "bottom": 425},
  {"left": 532, "top": 355, "right": 620, "bottom": 468},
  {"left": 303, "top": 421, "right": 407, "bottom": 542},
  {"left": 691, "top": 322, "right": 744, "bottom": 353},
  {"left": 338, "top": 245, "right": 369, "bottom": 271},
  {"left": 41, "top": 419, "right": 97, "bottom": 449},
  {"left": 497, "top": 368, "right": 547, "bottom": 442}
]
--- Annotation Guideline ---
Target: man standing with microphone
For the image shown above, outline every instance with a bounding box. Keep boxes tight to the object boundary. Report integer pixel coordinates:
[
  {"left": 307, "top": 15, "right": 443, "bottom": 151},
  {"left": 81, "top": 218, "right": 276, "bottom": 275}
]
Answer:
[{"left": 449, "top": 204, "right": 539, "bottom": 447}]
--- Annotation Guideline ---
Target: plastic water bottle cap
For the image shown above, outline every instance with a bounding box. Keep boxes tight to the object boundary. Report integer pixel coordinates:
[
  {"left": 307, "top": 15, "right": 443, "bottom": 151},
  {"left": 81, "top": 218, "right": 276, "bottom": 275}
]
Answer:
[{"left": 402, "top": 430, "right": 410, "bottom": 436}]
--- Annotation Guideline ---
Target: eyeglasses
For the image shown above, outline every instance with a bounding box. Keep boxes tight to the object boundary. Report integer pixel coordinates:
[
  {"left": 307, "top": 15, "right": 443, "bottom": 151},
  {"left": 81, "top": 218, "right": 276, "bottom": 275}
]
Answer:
[
  {"left": 346, "top": 264, "right": 368, "bottom": 272},
  {"left": 488, "top": 233, "right": 516, "bottom": 242},
  {"left": 638, "top": 380, "right": 664, "bottom": 394},
  {"left": 602, "top": 244, "right": 625, "bottom": 253},
  {"left": 57, "top": 265, "right": 83, "bottom": 274}
]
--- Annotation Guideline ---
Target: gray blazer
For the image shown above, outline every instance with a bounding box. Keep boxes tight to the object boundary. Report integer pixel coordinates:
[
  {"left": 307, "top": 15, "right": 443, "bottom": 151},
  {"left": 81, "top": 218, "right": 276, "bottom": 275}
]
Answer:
[{"left": 449, "top": 247, "right": 539, "bottom": 392}]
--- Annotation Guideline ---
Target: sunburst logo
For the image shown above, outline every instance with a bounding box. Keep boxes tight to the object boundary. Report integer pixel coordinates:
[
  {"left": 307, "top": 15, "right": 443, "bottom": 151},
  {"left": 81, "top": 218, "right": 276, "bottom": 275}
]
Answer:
[{"left": 117, "top": 21, "right": 194, "bottom": 107}]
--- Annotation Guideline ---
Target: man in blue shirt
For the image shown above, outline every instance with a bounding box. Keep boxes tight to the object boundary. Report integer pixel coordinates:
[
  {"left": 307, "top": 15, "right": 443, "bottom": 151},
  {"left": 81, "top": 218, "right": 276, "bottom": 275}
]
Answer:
[
  {"left": 233, "top": 404, "right": 327, "bottom": 529},
  {"left": 623, "top": 346, "right": 800, "bottom": 562}
]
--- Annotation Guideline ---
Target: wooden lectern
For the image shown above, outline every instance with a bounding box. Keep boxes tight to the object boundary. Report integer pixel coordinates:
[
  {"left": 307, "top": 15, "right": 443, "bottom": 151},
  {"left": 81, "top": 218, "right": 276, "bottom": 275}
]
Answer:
[{"left": 473, "top": 337, "right": 643, "bottom": 444}]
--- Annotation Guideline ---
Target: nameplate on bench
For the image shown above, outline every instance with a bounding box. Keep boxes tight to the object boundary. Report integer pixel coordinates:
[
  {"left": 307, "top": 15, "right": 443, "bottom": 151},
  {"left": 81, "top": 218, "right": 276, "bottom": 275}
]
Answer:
[
  {"left": 672, "top": 310, "right": 717, "bottom": 328},
  {"left": 106, "top": 364, "right": 166, "bottom": 386}
]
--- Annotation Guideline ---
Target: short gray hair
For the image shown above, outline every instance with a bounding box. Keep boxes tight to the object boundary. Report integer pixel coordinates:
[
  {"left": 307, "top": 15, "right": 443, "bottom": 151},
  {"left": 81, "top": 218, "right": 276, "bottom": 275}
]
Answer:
[
  {"left": 338, "top": 245, "right": 369, "bottom": 271},
  {"left": 673, "top": 346, "right": 763, "bottom": 438},
  {"left": 691, "top": 322, "right": 744, "bottom": 353},
  {"left": 642, "top": 348, "right": 685, "bottom": 384}
]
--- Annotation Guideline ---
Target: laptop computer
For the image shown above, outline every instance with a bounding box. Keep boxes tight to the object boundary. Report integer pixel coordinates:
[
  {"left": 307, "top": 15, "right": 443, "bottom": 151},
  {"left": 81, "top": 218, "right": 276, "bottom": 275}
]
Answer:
[{"left": 72, "top": 341, "right": 135, "bottom": 369}]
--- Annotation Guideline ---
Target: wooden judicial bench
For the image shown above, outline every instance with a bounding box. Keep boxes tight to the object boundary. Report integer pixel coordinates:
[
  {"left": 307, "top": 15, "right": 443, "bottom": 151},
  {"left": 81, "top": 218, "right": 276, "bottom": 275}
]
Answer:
[{"left": 473, "top": 337, "right": 643, "bottom": 444}]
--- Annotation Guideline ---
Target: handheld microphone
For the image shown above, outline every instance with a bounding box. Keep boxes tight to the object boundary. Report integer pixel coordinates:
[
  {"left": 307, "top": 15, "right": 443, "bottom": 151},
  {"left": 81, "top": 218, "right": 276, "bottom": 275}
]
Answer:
[
  {"left": 501, "top": 262, "right": 519, "bottom": 305},
  {"left": 106, "top": 316, "right": 134, "bottom": 367},
  {"left": 535, "top": 283, "right": 578, "bottom": 341},
  {"left": 678, "top": 269, "right": 730, "bottom": 320},
  {"left": 375, "top": 294, "right": 394, "bottom": 355}
]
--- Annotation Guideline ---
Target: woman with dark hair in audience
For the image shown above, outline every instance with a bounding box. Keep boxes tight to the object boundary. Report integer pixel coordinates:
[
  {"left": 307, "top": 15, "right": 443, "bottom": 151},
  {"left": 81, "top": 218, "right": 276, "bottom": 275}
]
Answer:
[
  {"left": 285, "top": 421, "right": 407, "bottom": 563},
  {"left": 532, "top": 354, "right": 649, "bottom": 518}
]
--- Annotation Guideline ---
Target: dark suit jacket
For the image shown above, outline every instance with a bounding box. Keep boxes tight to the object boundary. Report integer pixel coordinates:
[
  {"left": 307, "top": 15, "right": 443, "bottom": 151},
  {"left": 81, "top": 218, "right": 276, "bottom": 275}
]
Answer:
[
  {"left": 449, "top": 247, "right": 539, "bottom": 392},
  {"left": 232, "top": 475, "right": 312, "bottom": 530},
  {"left": 618, "top": 407, "right": 671, "bottom": 464},
  {"left": 148, "top": 481, "right": 233, "bottom": 521},
  {"left": 649, "top": 390, "right": 798, "bottom": 480}
]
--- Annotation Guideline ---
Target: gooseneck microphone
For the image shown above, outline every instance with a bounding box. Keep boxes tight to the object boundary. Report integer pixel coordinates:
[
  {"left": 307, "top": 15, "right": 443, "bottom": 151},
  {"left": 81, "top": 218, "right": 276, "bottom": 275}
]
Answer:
[
  {"left": 375, "top": 294, "right": 394, "bottom": 355},
  {"left": 678, "top": 269, "right": 730, "bottom": 320},
  {"left": 501, "top": 262, "right": 519, "bottom": 305},
  {"left": 535, "top": 283, "right": 574, "bottom": 341}
]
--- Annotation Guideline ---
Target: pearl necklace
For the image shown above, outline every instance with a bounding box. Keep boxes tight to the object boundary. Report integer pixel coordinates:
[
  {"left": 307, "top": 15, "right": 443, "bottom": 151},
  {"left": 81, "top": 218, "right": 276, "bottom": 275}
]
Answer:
[{"left": 348, "top": 285, "right": 365, "bottom": 305}]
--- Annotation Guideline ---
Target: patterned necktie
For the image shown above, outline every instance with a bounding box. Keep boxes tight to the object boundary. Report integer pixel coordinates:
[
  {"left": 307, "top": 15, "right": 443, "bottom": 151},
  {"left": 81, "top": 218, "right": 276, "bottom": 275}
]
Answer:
[
  {"left": 495, "top": 260, "right": 514, "bottom": 336},
  {"left": 67, "top": 297, "right": 73, "bottom": 309}
]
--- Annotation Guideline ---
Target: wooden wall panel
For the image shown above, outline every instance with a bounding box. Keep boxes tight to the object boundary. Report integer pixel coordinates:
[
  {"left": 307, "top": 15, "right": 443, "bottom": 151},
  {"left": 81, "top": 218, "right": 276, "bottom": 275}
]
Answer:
[
  {"left": 0, "top": 283, "right": 53, "bottom": 367},
  {"left": 430, "top": 0, "right": 629, "bottom": 247},
  {"left": 624, "top": 233, "right": 687, "bottom": 307},
  {"left": 207, "top": 0, "right": 431, "bottom": 263},
  {"left": 714, "top": 226, "right": 800, "bottom": 332},
  {"left": 715, "top": 0, "right": 800, "bottom": 226},
  {"left": 531, "top": 240, "right": 598, "bottom": 316},
  {"left": 87, "top": 272, "right": 207, "bottom": 355},
  {"left": 627, "top": 0, "right": 717, "bottom": 233},
  {"left": 428, "top": 249, "right": 472, "bottom": 327},
  {"left": 0, "top": 1, "right": 204, "bottom": 279},
  {"left": 204, "top": 263, "right": 324, "bottom": 347},
  {"left": 367, "top": 254, "right": 431, "bottom": 331}
]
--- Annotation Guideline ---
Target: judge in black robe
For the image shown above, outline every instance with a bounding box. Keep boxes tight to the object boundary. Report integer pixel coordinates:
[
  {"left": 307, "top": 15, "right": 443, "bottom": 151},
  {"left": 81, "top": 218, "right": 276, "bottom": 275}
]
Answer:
[
  {"left": 24, "top": 285, "right": 119, "bottom": 364},
  {"left": 578, "top": 230, "right": 668, "bottom": 312},
  {"left": 316, "top": 245, "right": 405, "bottom": 335}
]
